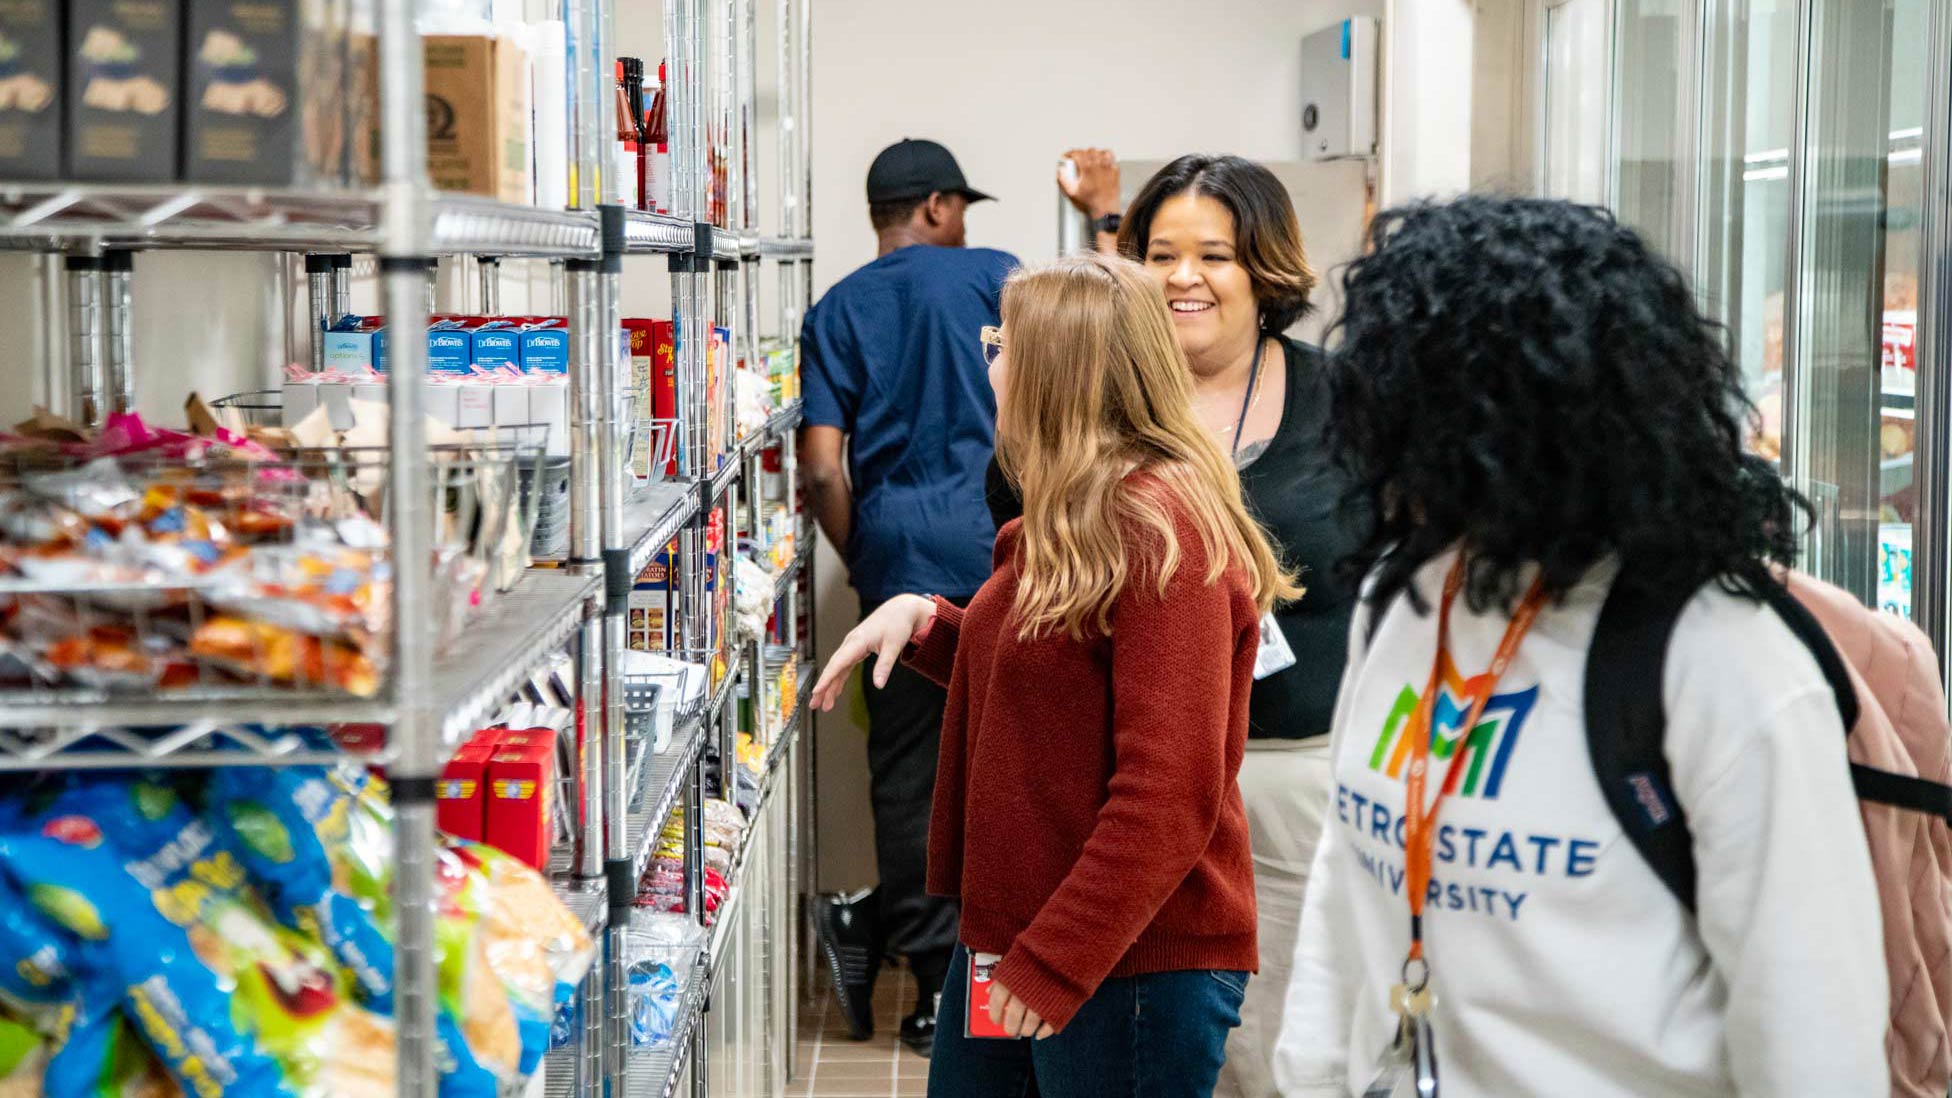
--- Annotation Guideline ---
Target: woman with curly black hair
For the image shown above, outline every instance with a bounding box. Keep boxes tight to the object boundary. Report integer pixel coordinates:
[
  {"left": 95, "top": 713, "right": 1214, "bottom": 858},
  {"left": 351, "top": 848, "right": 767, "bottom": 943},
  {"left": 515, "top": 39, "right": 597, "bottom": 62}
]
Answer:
[{"left": 1272, "top": 196, "right": 1886, "bottom": 1096}]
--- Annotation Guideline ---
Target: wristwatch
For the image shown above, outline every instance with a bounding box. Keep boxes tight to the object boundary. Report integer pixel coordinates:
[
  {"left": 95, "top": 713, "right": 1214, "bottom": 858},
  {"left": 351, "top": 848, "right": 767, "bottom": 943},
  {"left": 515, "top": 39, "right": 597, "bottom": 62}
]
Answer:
[{"left": 1092, "top": 213, "right": 1122, "bottom": 236}]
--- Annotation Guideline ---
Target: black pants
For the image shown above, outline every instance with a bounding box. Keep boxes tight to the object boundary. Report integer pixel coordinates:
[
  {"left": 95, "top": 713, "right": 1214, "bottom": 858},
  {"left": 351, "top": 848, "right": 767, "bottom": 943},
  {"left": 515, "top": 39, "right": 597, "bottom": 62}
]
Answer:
[{"left": 862, "top": 596, "right": 962, "bottom": 986}]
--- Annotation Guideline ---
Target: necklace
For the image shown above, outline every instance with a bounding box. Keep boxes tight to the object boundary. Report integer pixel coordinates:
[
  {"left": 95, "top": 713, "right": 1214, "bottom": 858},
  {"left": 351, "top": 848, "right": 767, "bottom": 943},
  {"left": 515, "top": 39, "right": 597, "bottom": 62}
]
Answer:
[{"left": 1198, "top": 338, "right": 1269, "bottom": 455}]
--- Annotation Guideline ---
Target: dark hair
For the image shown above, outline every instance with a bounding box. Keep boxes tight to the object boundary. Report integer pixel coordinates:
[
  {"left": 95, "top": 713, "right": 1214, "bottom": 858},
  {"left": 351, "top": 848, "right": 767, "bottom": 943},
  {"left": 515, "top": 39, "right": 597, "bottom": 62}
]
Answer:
[
  {"left": 869, "top": 195, "right": 926, "bottom": 231},
  {"left": 1116, "top": 155, "right": 1316, "bottom": 333},
  {"left": 1329, "top": 195, "right": 1806, "bottom": 614}
]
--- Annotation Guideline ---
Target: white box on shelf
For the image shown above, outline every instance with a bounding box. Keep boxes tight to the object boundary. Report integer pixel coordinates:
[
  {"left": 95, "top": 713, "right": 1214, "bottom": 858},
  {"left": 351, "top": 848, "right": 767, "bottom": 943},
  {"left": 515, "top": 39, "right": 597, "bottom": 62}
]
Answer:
[
  {"left": 318, "top": 382, "right": 355, "bottom": 431},
  {"left": 456, "top": 381, "right": 495, "bottom": 429},
  {"left": 493, "top": 384, "right": 529, "bottom": 434},
  {"left": 425, "top": 381, "right": 462, "bottom": 428},
  {"left": 528, "top": 378, "right": 569, "bottom": 456},
  {"left": 282, "top": 380, "right": 320, "bottom": 426}
]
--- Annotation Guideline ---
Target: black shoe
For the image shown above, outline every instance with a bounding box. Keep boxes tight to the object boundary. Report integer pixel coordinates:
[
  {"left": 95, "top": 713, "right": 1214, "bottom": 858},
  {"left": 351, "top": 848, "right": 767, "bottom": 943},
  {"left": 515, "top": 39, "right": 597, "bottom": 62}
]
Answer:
[
  {"left": 899, "top": 994, "right": 937, "bottom": 1058},
  {"left": 814, "top": 890, "right": 880, "bottom": 1040}
]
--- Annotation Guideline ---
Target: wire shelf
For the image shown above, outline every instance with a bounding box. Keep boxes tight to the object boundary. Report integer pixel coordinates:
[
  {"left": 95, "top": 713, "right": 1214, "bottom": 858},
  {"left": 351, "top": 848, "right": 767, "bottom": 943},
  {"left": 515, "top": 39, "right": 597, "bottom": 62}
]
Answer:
[
  {"left": 622, "top": 482, "right": 697, "bottom": 578},
  {"left": 0, "top": 185, "right": 609, "bottom": 256},
  {"left": 0, "top": 566, "right": 595, "bottom": 765}
]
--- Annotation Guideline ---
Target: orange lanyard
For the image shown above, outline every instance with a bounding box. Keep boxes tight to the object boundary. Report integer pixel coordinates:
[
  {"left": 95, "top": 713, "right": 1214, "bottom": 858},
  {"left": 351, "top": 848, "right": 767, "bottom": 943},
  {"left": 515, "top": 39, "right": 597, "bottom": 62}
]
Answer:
[{"left": 1401, "top": 558, "right": 1547, "bottom": 963}]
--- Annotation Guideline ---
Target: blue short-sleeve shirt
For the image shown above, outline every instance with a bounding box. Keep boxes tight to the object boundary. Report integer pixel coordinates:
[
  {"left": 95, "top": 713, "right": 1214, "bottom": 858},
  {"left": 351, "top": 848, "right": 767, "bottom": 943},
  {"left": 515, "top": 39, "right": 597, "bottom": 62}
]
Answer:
[{"left": 801, "top": 244, "right": 1018, "bottom": 604}]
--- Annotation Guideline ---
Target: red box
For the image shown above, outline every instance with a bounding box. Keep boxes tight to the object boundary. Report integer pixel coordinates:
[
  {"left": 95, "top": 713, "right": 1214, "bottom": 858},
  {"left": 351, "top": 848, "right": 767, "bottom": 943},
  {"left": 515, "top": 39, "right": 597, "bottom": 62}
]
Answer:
[
  {"left": 438, "top": 740, "right": 495, "bottom": 841},
  {"left": 964, "top": 952, "right": 1011, "bottom": 1039},
  {"left": 653, "top": 321, "right": 677, "bottom": 475},
  {"left": 486, "top": 740, "right": 556, "bottom": 870}
]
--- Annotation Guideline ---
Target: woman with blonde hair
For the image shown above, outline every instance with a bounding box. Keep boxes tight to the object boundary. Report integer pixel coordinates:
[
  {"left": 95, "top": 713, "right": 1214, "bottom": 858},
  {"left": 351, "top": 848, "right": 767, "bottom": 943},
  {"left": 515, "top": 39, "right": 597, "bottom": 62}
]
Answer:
[{"left": 812, "top": 252, "right": 1300, "bottom": 1097}]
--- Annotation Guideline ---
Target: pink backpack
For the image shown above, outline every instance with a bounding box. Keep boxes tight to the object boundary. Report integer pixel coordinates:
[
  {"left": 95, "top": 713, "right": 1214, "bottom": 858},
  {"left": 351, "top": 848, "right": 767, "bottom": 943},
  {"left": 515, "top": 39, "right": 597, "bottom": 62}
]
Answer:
[{"left": 1586, "top": 565, "right": 1952, "bottom": 1096}]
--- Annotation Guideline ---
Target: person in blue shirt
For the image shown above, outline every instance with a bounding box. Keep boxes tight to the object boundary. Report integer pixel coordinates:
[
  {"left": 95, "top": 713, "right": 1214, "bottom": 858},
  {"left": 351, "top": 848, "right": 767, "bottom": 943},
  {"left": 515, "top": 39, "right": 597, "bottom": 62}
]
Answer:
[{"left": 800, "top": 138, "right": 1018, "bottom": 1057}]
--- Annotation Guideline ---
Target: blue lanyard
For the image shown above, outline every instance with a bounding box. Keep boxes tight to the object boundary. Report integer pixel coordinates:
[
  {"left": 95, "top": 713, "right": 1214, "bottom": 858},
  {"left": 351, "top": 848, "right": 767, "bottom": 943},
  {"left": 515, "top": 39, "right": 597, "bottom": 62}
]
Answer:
[{"left": 1231, "top": 337, "right": 1268, "bottom": 458}]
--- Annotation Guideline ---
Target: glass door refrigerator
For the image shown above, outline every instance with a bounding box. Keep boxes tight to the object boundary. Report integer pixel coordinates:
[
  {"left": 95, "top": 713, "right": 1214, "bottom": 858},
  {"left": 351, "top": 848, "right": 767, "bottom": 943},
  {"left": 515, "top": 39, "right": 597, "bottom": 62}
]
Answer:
[{"left": 1542, "top": 0, "right": 1952, "bottom": 666}]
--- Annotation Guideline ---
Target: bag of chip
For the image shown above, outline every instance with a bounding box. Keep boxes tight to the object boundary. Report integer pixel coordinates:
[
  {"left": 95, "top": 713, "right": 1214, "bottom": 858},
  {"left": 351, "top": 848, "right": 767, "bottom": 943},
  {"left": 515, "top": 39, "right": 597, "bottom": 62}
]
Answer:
[
  {"left": 0, "top": 776, "right": 394, "bottom": 1098},
  {"left": 456, "top": 842, "right": 596, "bottom": 1029},
  {"left": 0, "top": 1011, "right": 45, "bottom": 1098},
  {"left": 205, "top": 764, "right": 511, "bottom": 1098},
  {"left": 0, "top": 820, "right": 181, "bottom": 1098}
]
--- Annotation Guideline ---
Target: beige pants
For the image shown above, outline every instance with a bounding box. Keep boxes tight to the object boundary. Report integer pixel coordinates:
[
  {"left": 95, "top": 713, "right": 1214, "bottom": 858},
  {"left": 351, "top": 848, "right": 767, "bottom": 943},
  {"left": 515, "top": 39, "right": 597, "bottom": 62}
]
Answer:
[{"left": 1218, "top": 735, "right": 1336, "bottom": 1098}]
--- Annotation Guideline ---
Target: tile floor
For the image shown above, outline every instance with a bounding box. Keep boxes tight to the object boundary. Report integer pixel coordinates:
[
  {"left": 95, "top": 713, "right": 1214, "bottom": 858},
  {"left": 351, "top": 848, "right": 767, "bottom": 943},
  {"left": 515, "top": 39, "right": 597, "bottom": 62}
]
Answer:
[{"left": 789, "top": 971, "right": 932, "bottom": 1097}]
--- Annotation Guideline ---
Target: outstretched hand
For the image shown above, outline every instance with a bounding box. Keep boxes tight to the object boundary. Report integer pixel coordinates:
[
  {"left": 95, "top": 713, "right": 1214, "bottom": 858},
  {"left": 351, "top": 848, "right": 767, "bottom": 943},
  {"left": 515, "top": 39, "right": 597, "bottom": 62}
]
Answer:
[{"left": 809, "top": 594, "right": 938, "bottom": 712}]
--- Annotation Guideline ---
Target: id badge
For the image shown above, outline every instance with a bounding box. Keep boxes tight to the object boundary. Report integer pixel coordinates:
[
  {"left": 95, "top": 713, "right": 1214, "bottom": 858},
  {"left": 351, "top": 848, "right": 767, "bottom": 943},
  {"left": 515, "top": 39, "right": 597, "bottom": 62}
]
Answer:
[
  {"left": 965, "top": 952, "right": 1011, "bottom": 1039},
  {"left": 1253, "top": 610, "right": 1297, "bottom": 680}
]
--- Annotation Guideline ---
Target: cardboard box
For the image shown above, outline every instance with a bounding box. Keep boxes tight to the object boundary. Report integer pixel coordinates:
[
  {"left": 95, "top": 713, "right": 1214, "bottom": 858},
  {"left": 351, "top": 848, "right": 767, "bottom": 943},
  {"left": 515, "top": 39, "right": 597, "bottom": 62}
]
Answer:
[
  {"left": 185, "top": 0, "right": 347, "bottom": 187},
  {"left": 455, "top": 381, "right": 494, "bottom": 429},
  {"left": 652, "top": 321, "right": 677, "bottom": 475},
  {"left": 492, "top": 383, "right": 527, "bottom": 433},
  {"left": 427, "top": 327, "right": 472, "bottom": 376},
  {"left": 0, "top": 0, "right": 63, "bottom": 179},
  {"left": 66, "top": 0, "right": 181, "bottom": 181},
  {"left": 520, "top": 325, "right": 568, "bottom": 374},
  {"left": 424, "top": 34, "right": 531, "bottom": 203},
  {"left": 628, "top": 546, "right": 673, "bottom": 652},
  {"left": 425, "top": 378, "right": 461, "bottom": 428},
  {"left": 438, "top": 740, "right": 495, "bottom": 841},
  {"left": 346, "top": 14, "right": 375, "bottom": 185},
  {"left": 473, "top": 327, "right": 521, "bottom": 371},
  {"left": 528, "top": 377, "right": 568, "bottom": 457},
  {"left": 486, "top": 739, "right": 555, "bottom": 870},
  {"left": 323, "top": 317, "right": 387, "bottom": 373},
  {"left": 281, "top": 378, "right": 320, "bottom": 427}
]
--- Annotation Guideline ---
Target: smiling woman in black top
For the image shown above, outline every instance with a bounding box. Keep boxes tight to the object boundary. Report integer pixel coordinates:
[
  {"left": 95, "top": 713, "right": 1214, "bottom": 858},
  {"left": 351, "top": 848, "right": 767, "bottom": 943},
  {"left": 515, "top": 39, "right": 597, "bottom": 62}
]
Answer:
[{"left": 986, "top": 153, "right": 1368, "bottom": 1098}]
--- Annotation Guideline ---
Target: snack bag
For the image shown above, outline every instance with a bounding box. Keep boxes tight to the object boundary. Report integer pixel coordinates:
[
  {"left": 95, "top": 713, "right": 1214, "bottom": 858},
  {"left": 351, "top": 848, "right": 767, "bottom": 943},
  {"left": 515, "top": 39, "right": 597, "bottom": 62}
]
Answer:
[
  {"left": 205, "top": 765, "right": 511, "bottom": 1098},
  {"left": 0, "top": 1012, "right": 45, "bottom": 1098},
  {"left": 0, "top": 876, "right": 156, "bottom": 1098},
  {"left": 434, "top": 846, "right": 550, "bottom": 1077},
  {"left": 0, "top": 775, "right": 394, "bottom": 1098},
  {"left": 316, "top": 766, "right": 531, "bottom": 1091},
  {"left": 459, "top": 842, "right": 596, "bottom": 1028}
]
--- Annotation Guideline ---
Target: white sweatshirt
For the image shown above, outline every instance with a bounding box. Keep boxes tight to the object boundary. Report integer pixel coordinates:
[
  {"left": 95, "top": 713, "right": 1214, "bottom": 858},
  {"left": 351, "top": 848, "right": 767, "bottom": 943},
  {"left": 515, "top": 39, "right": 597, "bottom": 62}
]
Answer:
[{"left": 1273, "top": 551, "right": 1888, "bottom": 1098}]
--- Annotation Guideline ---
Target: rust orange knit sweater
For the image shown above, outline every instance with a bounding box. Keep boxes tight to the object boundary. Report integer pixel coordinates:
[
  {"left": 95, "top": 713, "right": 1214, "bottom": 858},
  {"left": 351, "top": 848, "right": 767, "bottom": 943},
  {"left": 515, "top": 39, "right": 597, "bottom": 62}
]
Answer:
[{"left": 906, "top": 491, "right": 1261, "bottom": 1032}]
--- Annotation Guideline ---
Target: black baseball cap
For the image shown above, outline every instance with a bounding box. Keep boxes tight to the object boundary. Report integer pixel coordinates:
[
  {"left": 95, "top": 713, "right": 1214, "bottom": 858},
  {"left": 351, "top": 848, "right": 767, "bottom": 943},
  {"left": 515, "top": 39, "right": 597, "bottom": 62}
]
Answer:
[{"left": 866, "top": 139, "right": 995, "bottom": 205}]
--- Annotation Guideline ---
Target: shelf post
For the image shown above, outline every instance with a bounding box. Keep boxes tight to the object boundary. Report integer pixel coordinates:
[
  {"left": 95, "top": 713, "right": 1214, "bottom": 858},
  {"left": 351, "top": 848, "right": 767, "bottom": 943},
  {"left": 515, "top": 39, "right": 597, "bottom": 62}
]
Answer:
[
  {"left": 331, "top": 253, "right": 353, "bottom": 319},
  {"left": 305, "top": 254, "right": 335, "bottom": 374},
  {"left": 374, "top": 0, "right": 438, "bottom": 1091},
  {"left": 102, "top": 249, "right": 134, "bottom": 416},
  {"left": 63, "top": 253, "right": 103, "bottom": 427},
  {"left": 477, "top": 256, "right": 502, "bottom": 316}
]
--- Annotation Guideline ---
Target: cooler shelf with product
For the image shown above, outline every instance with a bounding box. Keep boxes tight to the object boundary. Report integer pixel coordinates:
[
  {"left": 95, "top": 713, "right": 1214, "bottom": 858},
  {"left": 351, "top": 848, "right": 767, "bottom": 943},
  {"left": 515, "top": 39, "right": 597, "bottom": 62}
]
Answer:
[{"left": 0, "top": 0, "right": 819, "bottom": 1094}]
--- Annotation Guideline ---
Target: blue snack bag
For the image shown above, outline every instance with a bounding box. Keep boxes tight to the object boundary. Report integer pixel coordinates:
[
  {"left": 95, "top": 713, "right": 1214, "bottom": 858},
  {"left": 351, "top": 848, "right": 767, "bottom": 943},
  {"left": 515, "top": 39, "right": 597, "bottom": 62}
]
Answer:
[
  {"left": 206, "top": 764, "right": 508, "bottom": 1098},
  {"left": 0, "top": 873, "right": 164, "bottom": 1098},
  {"left": 0, "top": 775, "right": 396, "bottom": 1098}
]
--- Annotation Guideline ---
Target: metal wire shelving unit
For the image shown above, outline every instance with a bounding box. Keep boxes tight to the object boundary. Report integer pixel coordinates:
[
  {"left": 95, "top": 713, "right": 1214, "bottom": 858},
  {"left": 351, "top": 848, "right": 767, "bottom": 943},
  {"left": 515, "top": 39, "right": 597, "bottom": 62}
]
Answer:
[{"left": 0, "top": 0, "right": 816, "bottom": 1095}]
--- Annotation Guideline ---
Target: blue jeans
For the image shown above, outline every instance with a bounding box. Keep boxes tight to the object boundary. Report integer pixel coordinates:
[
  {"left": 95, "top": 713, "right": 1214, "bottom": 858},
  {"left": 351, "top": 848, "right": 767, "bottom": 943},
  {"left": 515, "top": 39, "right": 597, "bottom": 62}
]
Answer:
[{"left": 928, "top": 944, "right": 1248, "bottom": 1098}]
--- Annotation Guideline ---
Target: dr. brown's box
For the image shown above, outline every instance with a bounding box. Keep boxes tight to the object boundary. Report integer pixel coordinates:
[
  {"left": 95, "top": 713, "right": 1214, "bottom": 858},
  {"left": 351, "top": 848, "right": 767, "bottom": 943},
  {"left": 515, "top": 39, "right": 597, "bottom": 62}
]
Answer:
[{"left": 66, "top": 0, "right": 182, "bottom": 181}]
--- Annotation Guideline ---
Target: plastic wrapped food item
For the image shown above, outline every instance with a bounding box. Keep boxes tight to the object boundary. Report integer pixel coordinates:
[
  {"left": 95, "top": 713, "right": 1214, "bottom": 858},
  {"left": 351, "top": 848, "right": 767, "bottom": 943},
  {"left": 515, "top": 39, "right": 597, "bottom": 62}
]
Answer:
[
  {"left": 0, "top": 775, "right": 396, "bottom": 1098},
  {"left": 0, "top": 875, "right": 166, "bottom": 1098},
  {"left": 446, "top": 842, "right": 595, "bottom": 1075},
  {"left": 189, "top": 617, "right": 380, "bottom": 696},
  {"left": 0, "top": 1012, "right": 45, "bottom": 1098},
  {"left": 21, "top": 461, "right": 139, "bottom": 529},
  {"left": 204, "top": 543, "right": 389, "bottom": 640},
  {"left": 206, "top": 765, "right": 512, "bottom": 1098},
  {"left": 626, "top": 963, "right": 682, "bottom": 1047}
]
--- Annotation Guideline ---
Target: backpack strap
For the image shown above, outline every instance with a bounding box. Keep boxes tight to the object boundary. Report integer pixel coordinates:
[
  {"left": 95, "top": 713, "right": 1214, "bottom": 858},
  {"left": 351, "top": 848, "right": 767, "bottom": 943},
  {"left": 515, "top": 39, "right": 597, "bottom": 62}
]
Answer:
[
  {"left": 1740, "top": 567, "right": 1860, "bottom": 734},
  {"left": 1850, "top": 764, "right": 1952, "bottom": 824},
  {"left": 1587, "top": 569, "right": 1703, "bottom": 912}
]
